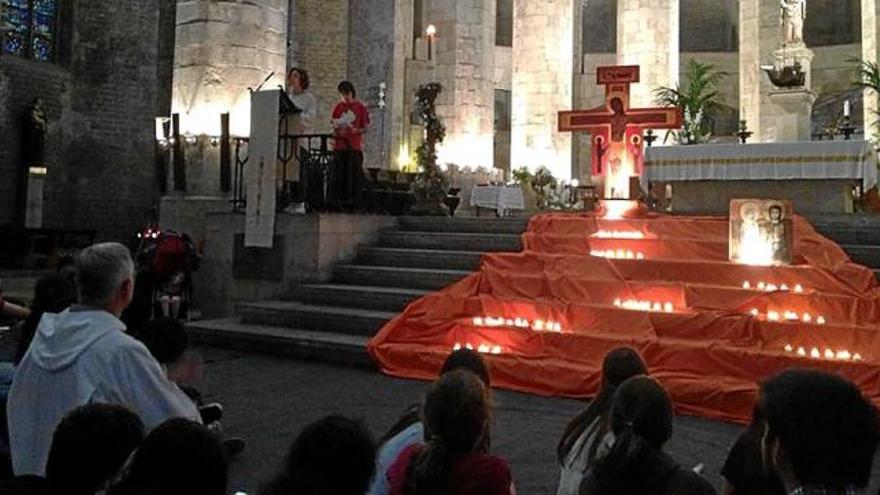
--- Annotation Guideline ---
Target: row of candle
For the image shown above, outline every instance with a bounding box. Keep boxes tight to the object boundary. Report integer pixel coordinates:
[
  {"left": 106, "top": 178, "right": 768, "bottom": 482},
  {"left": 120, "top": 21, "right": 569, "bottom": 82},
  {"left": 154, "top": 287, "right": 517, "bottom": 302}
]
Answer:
[
  {"left": 749, "top": 308, "right": 826, "bottom": 325},
  {"left": 471, "top": 317, "right": 564, "bottom": 333},
  {"left": 742, "top": 281, "right": 804, "bottom": 293},
  {"left": 590, "top": 249, "right": 646, "bottom": 260},
  {"left": 453, "top": 342, "right": 503, "bottom": 355},
  {"left": 613, "top": 299, "right": 675, "bottom": 313},
  {"left": 592, "top": 230, "right": 646, "bottom": 239},
  {"left": 783, "top": 344, "right": 861, "bottom": 362}
]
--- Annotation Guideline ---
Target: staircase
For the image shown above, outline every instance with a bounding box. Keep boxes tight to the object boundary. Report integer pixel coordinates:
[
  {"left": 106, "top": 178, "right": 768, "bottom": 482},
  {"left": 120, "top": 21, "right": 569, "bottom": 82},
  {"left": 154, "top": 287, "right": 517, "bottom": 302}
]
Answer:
[
  {"left": 188, "top": 214, "right": 880, "bottom": 367},
  {"left": 187, "top": 217, "right": 528, "bottom": 367}
]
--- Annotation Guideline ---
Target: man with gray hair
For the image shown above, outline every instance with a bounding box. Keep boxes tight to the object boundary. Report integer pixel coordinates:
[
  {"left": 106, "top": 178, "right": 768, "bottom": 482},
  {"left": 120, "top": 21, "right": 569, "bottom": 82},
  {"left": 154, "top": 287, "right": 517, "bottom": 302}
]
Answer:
[{"left": 7, "top": 242, "right": 200, "bottom": 476}]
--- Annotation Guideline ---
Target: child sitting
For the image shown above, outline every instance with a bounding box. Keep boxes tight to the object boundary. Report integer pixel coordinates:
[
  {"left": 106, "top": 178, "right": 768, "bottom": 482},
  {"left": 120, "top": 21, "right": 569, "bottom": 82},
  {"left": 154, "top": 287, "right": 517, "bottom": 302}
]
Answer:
[{"left": 133, "top": 317, "right": 244, "bottom": 457}]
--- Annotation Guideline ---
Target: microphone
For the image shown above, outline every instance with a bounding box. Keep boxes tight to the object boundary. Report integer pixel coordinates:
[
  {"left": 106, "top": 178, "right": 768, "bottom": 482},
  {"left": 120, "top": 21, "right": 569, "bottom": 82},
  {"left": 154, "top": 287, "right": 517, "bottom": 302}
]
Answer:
[{"left": 248, "top": 71, "right": 276, "bottom": 93}]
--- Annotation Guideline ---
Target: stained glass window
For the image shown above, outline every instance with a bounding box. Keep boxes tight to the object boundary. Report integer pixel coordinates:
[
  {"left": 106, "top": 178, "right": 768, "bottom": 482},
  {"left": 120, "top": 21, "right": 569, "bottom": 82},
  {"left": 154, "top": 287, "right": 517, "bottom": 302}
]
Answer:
[{"left": 2, "top": 0, "right": 58, "bottom": 61}]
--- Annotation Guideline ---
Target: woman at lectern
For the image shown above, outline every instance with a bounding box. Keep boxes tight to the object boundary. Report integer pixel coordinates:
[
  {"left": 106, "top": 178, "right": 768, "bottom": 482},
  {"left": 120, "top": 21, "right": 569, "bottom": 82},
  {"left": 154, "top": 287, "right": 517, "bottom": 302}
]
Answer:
[{"left": 286, "top": 67, "right": 317, "bottom": 133}]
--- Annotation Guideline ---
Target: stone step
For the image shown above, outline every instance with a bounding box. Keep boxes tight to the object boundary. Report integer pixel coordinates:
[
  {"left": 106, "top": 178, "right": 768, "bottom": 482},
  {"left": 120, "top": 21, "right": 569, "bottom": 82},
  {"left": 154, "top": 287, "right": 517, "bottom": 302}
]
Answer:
[
  {"left": 814, "top": 227, "right": 880, "bottom": 247},
  {"left": 187, "top": 318, "right": 372, "bottom": 368},
  {"left": 237, "top": 301, "right": 395, "bottom": 336},
  {"left": 378, "top": 231, "right": 522, "bottom": 252},
  {"left": 334, "top": 265, "right": 471, "bottom": 290},
  {"left": 285, "top": 284, "right": 428, "bottom": 312},
  {"left": 356, "top": 247, "right": 484, "bottom": 271},
  {"left": 842, "top": 245, "right": 880, "bottom": 268},
  {"left": 398, "top": 216, "right": 530, "bottom": 234}
]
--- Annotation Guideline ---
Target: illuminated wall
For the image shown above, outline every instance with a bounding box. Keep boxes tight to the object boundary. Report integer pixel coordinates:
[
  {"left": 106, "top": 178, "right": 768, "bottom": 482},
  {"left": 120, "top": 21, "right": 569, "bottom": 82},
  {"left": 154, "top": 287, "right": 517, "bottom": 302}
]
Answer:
[
  {"left": 511, "top": 0, "right": 575, "bottom": 180},
  {"left": 424, "top": 0, "right": 497, "bottom": 169},
  {"left": 616, "top": 0, "right": 680, "bottom": 108},
  {"left": 171, "top": 0, "right": 288, "bottom": 138}
]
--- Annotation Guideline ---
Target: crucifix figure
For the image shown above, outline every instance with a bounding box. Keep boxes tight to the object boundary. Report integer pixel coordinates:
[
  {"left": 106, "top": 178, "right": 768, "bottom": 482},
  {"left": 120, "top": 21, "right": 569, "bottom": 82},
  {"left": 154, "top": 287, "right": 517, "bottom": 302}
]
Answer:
[{"left": 559, "top": 66, "right": 682, "bottom": 199}]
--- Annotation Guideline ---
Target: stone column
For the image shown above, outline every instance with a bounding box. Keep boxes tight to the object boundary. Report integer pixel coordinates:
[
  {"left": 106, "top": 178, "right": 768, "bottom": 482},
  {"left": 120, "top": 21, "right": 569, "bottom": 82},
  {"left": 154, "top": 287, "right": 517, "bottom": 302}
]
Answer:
[
  {"left": 423, "top": 0, "right": 497, "bottom": 169},
  {"left": 511, "top": 0, "right": 575, "bottom": 180},
  {"left": 172, "top": 0, "right": 288, "bottom": 195},
  {"left": 616, "top": 0, "right": 679, "bottom": 108},
  {"left": 863, "top": 0, "right": 880, "bottom": 138},
  {"left": 739, "top": 0, "right": 814, "bottom": 142}
]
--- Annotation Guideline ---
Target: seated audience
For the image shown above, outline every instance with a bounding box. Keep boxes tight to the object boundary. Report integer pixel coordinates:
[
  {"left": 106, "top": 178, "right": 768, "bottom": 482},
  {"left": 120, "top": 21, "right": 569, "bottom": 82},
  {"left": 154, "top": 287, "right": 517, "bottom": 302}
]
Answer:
[
  {"left": 7, "top": 242, "right": 200, "bottom": 476},
  {"left": 556, "top": 347, "right": 648, "bottom": 495},
  {"left": 260, "top": 415, "right": 376, "bottom": 495},
  {"left": 579, "top": 376, "right": 715, "bottom": 495},
  {"left": 13, "top": 274, "right": 77, "bottom": 365},
  {"left": 370, "top": 348, "right": 491, "bottom": 495},
  {"left": 45, "top": 403, "right": 144, "bottom": 495},
  {"left": 721, "top": 406, "right": 785, "bottom": 495},
  {"left": 133, "top": 317, "right": 244, "bottom": 456},
  {"left": 387, "top": 369, "right": 515, "bottom": 495},
  {"left": 757, "top": 369, "right": 878, "bottom": 494},
  {"left": 107, "top": 418, "right": 227, "bottom": 495}
]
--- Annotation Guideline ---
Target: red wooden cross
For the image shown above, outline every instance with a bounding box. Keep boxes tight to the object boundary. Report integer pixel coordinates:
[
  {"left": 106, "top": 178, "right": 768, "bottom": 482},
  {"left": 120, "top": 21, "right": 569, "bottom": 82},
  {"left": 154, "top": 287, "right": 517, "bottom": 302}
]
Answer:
[{"left": 558, "top": 66, "right": 682, "bottom": 198}]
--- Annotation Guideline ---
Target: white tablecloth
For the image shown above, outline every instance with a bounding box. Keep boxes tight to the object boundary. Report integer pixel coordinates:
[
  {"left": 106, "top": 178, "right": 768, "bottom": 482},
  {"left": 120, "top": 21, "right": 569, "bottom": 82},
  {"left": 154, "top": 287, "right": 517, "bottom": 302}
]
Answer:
[
  {"left": 643, "top": 141, "right": 879, "bottom": 190},
  {"left": 470, "top": 186, "right": 525, "bottom": 211}
]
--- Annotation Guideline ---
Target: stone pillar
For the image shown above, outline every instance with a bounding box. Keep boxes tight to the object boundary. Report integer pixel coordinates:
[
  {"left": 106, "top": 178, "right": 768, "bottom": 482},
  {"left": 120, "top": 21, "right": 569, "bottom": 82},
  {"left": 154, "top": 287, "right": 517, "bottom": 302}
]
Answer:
[
  {"left": 616, "top": 0, "right": 679, "bottom": 108},
  {"left": 863, "top": 0, "right": 880, "bottom": 138},
  {"left": 739, "top": 0, "right": 814, "bottom": 142},
  {"left": 172, "top": 0, "right": 288, "bottom": 195},
  {"left": 511, "top": 0, "right": 575, "bottom": 180},
  {"left": 424, "top": 0, "right": 497, "bottom": 169}
]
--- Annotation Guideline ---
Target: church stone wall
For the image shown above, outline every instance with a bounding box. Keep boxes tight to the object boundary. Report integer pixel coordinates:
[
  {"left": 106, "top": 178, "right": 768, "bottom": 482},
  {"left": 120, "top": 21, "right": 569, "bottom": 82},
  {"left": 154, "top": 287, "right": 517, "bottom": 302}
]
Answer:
[
  {"left": 289, "top": 0, "right": 349, "bottom": 136},
  {"left": 347, "top": 0, "right": 396, "bottom": 169},
  {"left": 0, "top": 0, "right": 167, "bottom": 241}
]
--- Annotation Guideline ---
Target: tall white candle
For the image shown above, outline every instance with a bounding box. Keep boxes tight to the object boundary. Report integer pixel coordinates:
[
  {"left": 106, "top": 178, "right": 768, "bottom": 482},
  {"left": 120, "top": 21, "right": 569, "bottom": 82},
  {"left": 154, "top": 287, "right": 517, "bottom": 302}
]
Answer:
[{"left": 844, "top": 100, "right": 851, "bottom": 118}]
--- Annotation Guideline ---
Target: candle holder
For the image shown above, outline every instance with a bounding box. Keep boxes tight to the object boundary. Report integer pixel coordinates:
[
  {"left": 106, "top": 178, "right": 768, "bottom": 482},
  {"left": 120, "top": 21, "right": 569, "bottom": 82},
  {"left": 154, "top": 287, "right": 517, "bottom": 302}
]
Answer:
[
  {"left": 644, "top": 129, "right": 658, "bottom": 147},
  {"left": 736, "top": 120, "right": 753, "bottom": 144},
  {"left": 840, "top": 115, "right": 857, "bottom": 140}
]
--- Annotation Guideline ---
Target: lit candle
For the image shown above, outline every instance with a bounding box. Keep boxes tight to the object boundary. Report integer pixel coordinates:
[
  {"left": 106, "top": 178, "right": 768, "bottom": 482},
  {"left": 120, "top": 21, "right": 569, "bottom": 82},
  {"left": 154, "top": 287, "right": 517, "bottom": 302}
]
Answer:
[
  {"left": 802, "top": 313, "right": 812, "bottom": 323},
  {"left": 664, "top": 302, "right": 674, "bottom": 313},
  {"left": 810, "top": 348, "right": 820, "bottom": 359},
  {"left": 797, "top": 347, "right": 806, "bottom": 356},
  {"left": 784, "top": 344, "right": 793, "bottom": 352},
  {"left": 473, "top": 317, "right": 484, "bottom": 326},
  {"left": 780, "top": 284, "right": 789, "bottom": 291},
  {"left": 794, "top": 284, "right": 804, "bottom": 293},
  {"left": 491, "top": 345, "right": 502, "bottom": 355},
  {"left": 742, "top": 281, "right": 751, "bottom": 289},
  {"left": 766, "top": 284, "right": 778, "bottom": 292},
  {"left": 636, "top": 253, "right": 645, "bottom": 260},
  {"left": 478, "top": 344, "right": 490, "bottom": 353},
  {"left": 750, "top": 308, "right": 759, "bottom": 316},
  {"left": 816, "top": 316, "right": 826, "bottom": 325},
  {"left": 453, "top": 342, "right": 462, "bottom": 350},
  {"left": 757, "top": 282, "right": 766, "bottom": 291},
  {"left": 533, "top": 319, "right": 545, "bottom": 331},
  {"left": 853, "top": 353, "right": 863, "bottom": 361},
  {"left": 824, "top": 349, "right": 835, "bottom": 359},
  {"left": 767, "top": 310, "right": 780, "bottom": 321},
  {"left": 844, "top": 100, "right": 851, "bottom": 118}
]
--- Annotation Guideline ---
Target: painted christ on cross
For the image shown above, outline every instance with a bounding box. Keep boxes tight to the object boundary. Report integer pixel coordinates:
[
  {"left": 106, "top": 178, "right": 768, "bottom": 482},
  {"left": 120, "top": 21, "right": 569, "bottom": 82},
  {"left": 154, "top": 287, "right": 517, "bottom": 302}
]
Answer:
[{"left": 559, "top": 65, "right": 682, "bottom": 199}]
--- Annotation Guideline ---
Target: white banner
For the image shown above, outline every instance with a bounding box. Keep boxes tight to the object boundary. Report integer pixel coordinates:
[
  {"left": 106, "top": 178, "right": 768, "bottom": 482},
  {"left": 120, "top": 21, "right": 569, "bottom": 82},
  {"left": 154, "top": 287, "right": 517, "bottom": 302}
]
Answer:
[{"left": 245, "top": 90, "right": 280, "bottom": 248}]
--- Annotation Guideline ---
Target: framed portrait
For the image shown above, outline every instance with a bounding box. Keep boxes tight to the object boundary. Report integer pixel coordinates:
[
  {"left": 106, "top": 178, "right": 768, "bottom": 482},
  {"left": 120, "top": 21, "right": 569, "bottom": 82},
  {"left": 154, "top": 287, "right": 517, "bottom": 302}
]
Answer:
[{"left": 729, "top": 199, "right": 793, "bottom": 266}]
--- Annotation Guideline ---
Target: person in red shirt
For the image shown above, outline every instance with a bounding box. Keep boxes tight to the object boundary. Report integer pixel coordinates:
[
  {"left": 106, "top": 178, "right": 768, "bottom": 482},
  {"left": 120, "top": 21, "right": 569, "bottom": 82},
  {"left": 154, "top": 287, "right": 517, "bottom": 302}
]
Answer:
[
  {"left": 331, "top": 81, "right": 370, "bottom": 210},
  {"left": 386, "top": 370, "right": 516, "bottom": 495}
]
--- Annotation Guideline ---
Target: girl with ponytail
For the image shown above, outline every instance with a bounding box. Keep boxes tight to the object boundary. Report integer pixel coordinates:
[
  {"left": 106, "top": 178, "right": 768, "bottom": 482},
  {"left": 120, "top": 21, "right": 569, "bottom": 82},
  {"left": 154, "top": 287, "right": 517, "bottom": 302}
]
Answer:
[
  {"left": 386, "top": 369, "right": 515, "bottom": 495},
  {"left": 579, "top": 376, "right": 716, "bottom": 495},
  {"left": 556, "top": 347, "right": 648, "bottom": 494}
]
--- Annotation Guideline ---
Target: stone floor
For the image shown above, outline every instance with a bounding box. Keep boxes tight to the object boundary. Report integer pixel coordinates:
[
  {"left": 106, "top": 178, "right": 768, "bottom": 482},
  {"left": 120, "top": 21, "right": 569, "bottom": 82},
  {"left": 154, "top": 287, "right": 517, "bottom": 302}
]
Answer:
[{"left": 198, "top": 347, "right": 749, "bottom": 494}]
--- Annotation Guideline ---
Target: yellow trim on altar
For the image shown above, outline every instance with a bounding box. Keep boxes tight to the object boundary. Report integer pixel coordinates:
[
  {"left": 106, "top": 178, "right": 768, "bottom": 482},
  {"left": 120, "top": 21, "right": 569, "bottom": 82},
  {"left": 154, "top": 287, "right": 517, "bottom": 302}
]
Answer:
[{"left": 646, "top": 153, "right": 875, "bottom": 167}]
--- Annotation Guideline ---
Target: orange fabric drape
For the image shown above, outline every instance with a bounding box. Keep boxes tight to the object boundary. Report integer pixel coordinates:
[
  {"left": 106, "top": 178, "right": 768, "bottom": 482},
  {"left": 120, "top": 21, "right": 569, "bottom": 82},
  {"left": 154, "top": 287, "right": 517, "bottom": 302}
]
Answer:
[{"left": 368, "top": 212, "right": 880, "bottom": 423}]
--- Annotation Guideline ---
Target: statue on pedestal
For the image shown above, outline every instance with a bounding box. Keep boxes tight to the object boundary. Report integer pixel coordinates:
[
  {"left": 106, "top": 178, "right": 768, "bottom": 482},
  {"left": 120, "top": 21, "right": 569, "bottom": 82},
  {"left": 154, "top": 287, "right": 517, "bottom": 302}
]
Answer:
[
  {"left": 781, "top": 0, "right": 806, "bottom": 46},
  {"left": 23, "top": 97, "right": 48, "bottom": 166}
]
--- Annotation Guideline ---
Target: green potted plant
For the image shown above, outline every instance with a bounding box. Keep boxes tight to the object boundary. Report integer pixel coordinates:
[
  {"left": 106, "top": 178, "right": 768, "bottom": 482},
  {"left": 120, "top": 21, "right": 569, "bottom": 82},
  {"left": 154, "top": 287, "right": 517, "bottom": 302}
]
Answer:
[{"left": 654, "top": 59, "right": 729, "bottom": 145}]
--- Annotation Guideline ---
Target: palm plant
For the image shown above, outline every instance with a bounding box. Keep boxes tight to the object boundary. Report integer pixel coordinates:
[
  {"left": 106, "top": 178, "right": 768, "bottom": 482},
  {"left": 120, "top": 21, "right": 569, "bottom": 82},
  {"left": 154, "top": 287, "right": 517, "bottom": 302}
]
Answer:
[
  {"left": 852, "top": 58, "right": 880, "bottom": 141},
  {"left": 654, "top": 59, "right": 729, "bottom": 145}
]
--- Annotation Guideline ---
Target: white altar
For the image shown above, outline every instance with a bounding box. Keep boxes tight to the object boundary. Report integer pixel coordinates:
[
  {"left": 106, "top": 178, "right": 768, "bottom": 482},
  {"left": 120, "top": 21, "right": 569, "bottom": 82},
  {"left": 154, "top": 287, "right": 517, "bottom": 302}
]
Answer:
[{"left": 642, "top": 141, "right": 879, "bottom": 214}]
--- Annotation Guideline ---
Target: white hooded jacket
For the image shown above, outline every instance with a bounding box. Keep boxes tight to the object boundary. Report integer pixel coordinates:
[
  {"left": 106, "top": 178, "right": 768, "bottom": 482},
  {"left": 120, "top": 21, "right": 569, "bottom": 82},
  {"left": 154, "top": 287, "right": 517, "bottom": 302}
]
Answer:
[{"left": 7, "top": 307, "right": 200, "bottom": 476}]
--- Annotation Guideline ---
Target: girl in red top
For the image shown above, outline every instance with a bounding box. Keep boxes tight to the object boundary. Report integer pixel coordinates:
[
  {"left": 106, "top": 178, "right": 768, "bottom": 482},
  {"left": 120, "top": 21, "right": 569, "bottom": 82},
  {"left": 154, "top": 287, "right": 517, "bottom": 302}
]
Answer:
[
  {"left": 331, "top": 81, "right": 370, "bottom": 209},
  {"left": 386, "top": 370, "right": 516, "bottom": 495}
]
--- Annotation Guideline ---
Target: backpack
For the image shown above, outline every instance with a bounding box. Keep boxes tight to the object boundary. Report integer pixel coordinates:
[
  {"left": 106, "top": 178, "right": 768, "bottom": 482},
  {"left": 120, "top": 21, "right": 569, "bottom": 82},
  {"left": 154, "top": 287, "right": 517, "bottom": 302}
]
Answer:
[{"left": 151, "top": 231, "right": 199, "bottom": 281}]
